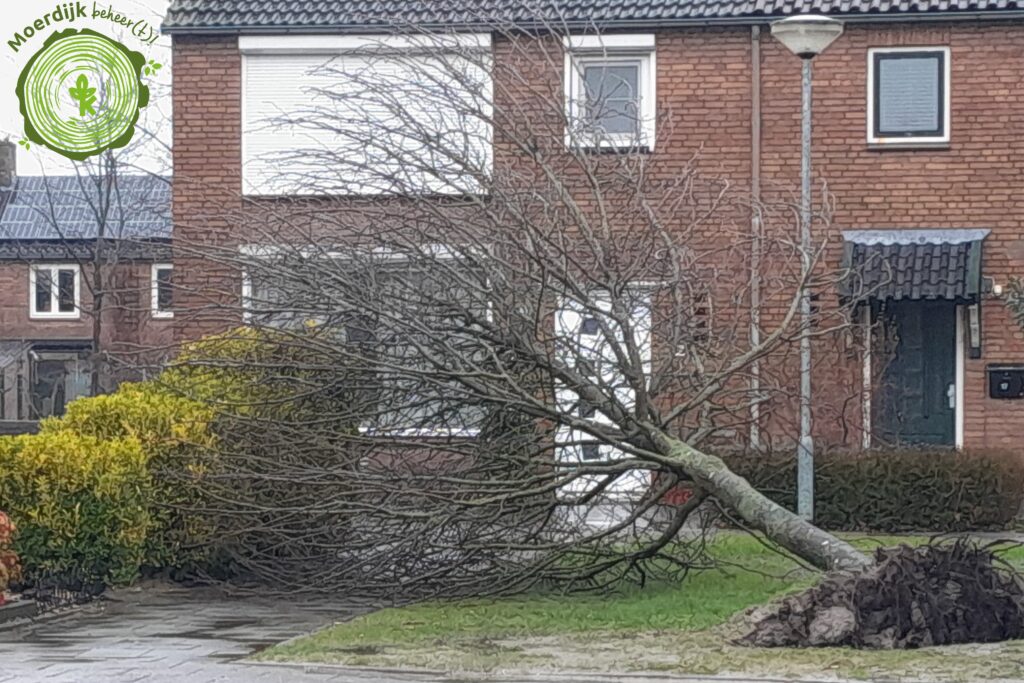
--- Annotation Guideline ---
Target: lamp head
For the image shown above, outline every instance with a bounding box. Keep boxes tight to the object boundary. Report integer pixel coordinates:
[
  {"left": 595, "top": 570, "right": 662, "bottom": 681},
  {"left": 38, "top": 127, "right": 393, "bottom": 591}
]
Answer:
[{"left": 770, "top": 15, "right": 845, "bottom": 59}]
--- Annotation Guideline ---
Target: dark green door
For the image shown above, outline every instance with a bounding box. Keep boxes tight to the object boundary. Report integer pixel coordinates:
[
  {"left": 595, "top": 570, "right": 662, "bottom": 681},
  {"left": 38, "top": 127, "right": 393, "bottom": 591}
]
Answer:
[{"left": 875, "top": 301, "right": 956, "bottom": 446}]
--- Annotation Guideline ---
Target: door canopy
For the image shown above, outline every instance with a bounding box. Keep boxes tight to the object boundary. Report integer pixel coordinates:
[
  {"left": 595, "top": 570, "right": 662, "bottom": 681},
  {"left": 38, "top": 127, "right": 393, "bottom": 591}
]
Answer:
[{"left": 839, "top": 228, "right": 989, "bottom": 302}]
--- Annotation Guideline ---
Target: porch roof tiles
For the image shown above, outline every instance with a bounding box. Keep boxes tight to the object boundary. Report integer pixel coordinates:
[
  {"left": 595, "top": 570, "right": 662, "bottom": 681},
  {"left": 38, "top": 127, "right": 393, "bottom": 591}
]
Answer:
[{"left": 839, "top": 228, "right": 989, "bottom": 302}]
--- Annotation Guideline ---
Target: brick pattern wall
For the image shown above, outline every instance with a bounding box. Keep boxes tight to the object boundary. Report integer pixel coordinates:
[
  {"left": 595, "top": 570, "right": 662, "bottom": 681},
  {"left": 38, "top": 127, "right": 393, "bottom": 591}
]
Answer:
[
  {"left": 171, "top": 21, "right": 1024, "bottom": 449},
  {"left": 757, "top": 22, "right": 1024, "bottom": 449},
  {"left": 0, "top": 260, "right": 172, "bottom": 347},
  {"left": 0, "top": 259, "right": 174, "bottom": 418},
  {"left": 171, "top": 35, "right": 245, "bottom": 339}
]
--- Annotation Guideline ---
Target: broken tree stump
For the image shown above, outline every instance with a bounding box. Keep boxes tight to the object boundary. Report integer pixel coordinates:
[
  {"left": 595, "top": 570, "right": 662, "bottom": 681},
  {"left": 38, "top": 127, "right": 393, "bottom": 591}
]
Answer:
[{"left": 742, "top": 540, "right": 1024, "bottom": 649}]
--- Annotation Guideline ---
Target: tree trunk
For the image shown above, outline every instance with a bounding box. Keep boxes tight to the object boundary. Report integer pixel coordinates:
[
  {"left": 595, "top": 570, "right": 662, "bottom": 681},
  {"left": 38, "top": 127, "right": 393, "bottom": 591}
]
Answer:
[{"left": 654, "top": 433, "right": 871, "bottom": 572}]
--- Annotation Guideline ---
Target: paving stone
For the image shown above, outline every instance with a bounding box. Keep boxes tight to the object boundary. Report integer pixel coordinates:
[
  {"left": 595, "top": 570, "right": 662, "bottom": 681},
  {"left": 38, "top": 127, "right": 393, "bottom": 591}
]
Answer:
[{"left": 0, "top": 586, "right": 367, "bottom": 683}]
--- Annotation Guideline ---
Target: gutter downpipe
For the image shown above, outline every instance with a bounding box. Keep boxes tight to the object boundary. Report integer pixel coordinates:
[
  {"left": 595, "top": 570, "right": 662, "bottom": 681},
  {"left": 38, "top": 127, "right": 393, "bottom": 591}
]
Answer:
[{"left": 749, "top": 25, "right": 762, "bottom": 449}]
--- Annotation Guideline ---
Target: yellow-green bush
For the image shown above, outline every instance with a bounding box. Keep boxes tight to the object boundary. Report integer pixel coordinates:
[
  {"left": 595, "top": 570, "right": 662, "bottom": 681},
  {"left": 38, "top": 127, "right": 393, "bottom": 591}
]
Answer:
[
  {"left": 159, "top": 327, "right": 322, "bottom": 412},
  {"left": 0, "top": 431, "right": 151, "bottom": 585},
  {"left": 39, "top": 383, "right": 216, "bottom": 571},
  {"left": 2, "top": 328, "right": 350, "bottom": 585}
]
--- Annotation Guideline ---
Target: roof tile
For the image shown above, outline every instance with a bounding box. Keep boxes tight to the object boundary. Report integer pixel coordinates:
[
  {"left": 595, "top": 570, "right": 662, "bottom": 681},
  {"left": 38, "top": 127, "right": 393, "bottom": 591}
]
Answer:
[{"left": 163, "top": 0, "right": 1024, "bottom": 31}]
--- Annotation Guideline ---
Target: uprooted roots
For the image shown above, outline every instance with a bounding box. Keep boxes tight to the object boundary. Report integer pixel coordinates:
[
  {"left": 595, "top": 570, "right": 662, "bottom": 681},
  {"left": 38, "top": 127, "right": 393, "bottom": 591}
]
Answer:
[{"left": 742, "top": 540, "right": 1024, "bottom": 649}]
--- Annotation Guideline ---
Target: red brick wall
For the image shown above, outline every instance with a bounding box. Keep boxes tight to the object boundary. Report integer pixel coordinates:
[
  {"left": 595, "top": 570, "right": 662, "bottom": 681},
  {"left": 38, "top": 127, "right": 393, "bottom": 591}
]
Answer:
[
  {"left": 171, "top": 21, "right": 1024, "bottom": 449},
  {"left": 0, "top": 261, "right": 171, "bottom": 347},
  {"left": 171, "top": 35, "right": 245, "bottom": 339},
  {"left": 756, "top": 22, "right": 1024, "bottom": 449},
  {"left": 0, "top": 258, "right": 174, "bottom": 416}
]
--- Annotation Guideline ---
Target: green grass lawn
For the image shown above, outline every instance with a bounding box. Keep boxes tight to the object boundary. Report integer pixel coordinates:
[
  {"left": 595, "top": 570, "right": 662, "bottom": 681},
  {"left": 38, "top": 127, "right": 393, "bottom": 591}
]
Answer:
[{"left": 261, "top": 532, "right": 1024, "bottom": 679}]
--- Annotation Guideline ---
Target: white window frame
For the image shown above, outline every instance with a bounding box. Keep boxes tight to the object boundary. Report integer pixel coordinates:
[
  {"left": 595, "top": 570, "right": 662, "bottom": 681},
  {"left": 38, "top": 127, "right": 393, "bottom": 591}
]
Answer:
[
  {"left": 564, "top": 34, "right": 657, "bottom": 150},
  {"left": 151, "top": 263, "right": 173, "bottom": 319},
  {"left": 29, "top": 264, "right": 81, "bottom": 320},
  {"left": 867, "top": 46, "right": 951, "bottom": 146}
]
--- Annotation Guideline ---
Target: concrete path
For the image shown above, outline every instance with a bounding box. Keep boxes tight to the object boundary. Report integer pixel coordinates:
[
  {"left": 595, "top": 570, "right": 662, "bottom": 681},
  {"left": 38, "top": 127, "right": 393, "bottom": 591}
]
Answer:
[{"left": 0, "top": 585, "right": 373, "bottom": 682}]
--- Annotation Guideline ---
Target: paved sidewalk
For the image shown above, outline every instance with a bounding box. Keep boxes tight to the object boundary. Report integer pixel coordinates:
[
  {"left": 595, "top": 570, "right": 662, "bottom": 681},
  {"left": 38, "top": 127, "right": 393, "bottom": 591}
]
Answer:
[{"left": 0, "top": 585, "right": 370, "bottom": 682}]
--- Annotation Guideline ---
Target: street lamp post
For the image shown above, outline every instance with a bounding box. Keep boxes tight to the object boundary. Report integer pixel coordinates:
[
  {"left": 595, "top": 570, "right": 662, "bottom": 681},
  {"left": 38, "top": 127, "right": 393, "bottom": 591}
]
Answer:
[{"left": 770, "top": 15, "right": 844, "bottom": 521}]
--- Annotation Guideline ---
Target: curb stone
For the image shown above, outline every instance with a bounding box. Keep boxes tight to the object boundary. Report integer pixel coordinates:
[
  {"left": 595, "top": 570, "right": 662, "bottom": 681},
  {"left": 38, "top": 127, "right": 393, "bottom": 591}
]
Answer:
[
  {"left": 0, "top": 598, "right": 102, "bottom": 634},
  {"left": 245, "top": 660, "right": 925, "bottom": 683}
]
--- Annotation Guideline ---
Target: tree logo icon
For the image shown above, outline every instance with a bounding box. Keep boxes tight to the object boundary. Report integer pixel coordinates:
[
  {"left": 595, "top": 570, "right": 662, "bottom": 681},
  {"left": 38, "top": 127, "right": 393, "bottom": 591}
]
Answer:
[{"left": 16, "top": 28, "right": 150, "bottom": 160}]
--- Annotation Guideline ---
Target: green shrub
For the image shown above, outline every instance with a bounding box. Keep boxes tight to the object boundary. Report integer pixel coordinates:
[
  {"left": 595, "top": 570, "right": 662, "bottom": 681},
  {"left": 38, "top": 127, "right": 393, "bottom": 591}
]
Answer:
[
  {"left": 158, "top": 327, "right": 341, "bottom": 417},
  {"left": 728, "top": 448, "right": 1024, "bottom": 532},
  {"left": 0, "top": 431, "right": 151, "bottom": 585},
  {"left": 40, "top": 383, "right": 217, "bottom": 571},
  {"left": 2, "top": 328, "right": 357, "bottom": 585},
  {"left": 152, "top": 328, "right": 364, "bottom": 583}
]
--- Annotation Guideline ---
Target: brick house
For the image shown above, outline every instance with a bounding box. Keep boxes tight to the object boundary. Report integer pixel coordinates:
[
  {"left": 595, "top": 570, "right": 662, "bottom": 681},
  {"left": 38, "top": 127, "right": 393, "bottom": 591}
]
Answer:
[
  {"left": 164, "top": 0, "right": 1024, "bottom": 453},
  {"left": 0, "top": 154, "right": 173, "bottom": 423}
]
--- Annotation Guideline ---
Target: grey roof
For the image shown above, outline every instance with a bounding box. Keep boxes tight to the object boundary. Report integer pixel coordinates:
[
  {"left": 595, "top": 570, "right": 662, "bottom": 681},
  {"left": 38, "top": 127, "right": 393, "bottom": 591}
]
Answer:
[
  {"left": 0, "top": 175, "right": 171, "bottom": 242},
  {"left": 164, "top": 0, "right": 1024, "bottom": 32},
  {"left": 840, "top": 229, "right": 989, "bottom": 302}
]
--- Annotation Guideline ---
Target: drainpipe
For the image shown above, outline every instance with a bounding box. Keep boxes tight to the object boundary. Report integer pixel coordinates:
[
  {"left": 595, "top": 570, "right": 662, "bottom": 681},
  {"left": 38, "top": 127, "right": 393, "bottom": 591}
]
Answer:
[{"left": 749, "top": 26, "right": 762, "bottom": 450}]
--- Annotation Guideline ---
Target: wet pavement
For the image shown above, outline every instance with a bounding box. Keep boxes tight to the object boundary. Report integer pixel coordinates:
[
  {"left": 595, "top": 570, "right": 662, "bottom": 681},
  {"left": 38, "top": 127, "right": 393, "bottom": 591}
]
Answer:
[
  {"left": 0, "top": 585, "right": 373, "bottom": 682},
  {"left": 0, "top": 586, "right": 829, "bottom": 682}
]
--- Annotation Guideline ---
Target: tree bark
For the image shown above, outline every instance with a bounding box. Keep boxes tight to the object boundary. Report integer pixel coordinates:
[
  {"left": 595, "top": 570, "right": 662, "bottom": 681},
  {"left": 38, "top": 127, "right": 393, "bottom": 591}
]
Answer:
[{"left": 653, "top": 433, "right": 871, "bottom": 572}]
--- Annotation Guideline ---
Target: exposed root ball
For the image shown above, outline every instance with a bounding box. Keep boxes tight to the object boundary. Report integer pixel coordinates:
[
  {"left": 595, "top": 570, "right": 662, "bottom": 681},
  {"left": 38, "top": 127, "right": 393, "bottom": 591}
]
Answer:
[{"left": 742, "top": 540, "right": 1024, "bottom": 649}]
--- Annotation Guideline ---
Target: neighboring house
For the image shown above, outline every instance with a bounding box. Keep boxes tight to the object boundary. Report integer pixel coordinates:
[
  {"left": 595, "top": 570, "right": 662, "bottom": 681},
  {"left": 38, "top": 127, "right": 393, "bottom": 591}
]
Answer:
[
  {"left": 164, "top": 0, "right": 1024, "bottom": 451},
  {"left": 0, "top": 155, "right": 173, "bottom": 423}
]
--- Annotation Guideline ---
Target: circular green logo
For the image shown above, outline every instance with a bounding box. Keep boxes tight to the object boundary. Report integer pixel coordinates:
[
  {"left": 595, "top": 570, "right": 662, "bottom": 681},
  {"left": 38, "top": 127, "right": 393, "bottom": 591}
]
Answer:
[{"left": 16, "top": 28, "right": 150, "bottom": 161}]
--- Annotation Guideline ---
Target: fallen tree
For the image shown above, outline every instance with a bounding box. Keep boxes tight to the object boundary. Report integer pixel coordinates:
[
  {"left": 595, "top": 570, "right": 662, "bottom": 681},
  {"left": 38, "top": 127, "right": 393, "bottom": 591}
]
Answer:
[{"left": 171, "top": 18, "right": 877, "bottom": 595}]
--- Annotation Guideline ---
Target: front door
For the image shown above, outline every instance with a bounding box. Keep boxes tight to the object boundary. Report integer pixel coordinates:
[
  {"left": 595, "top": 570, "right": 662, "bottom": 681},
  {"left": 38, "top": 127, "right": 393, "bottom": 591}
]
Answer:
[
  {"left": 874, "top": 300, "right": 956, "bottom": 446},
  {"left": 554, "top": 290, "right": 651, "bottom": 499}
]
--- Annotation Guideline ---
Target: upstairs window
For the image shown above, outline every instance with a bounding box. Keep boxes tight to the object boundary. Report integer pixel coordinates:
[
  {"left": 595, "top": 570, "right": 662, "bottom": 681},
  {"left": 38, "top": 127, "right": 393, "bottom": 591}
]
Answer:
[
  {"left": 240, "top": 34, "right": 493, "bottom": 196},
  {"left": 565, "top": 35, "right": 656, "bottom": 150},
  {"left": 868, "top": 47, "right": 949, "bottom": 145},
  {"left": 151, "top": 264, "right": 173, "bottom": 318},
  {"left": 30, "top": 264, "right": 79, "bottom": 319}
]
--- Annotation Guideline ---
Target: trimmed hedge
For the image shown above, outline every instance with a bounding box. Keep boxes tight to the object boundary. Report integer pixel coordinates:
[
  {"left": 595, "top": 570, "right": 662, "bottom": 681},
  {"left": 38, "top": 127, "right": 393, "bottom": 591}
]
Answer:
[
  {"left": 728, "top": 448, "right": 1024, "bottom": 532},
  {"left": 0, "top": 328, "right": 341, "bottom": 586}
]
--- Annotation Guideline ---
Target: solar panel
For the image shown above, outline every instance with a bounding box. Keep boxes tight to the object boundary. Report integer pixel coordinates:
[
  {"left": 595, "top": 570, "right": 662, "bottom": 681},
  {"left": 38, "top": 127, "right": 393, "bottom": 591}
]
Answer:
[{"left": 0, "top": 176, "right": 171, "bottom": 241}]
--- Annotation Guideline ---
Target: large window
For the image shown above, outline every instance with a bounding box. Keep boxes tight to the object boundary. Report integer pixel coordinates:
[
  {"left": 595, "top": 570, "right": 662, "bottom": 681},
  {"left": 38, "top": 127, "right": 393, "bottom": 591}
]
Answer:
[
  {"left": 242, "top": 248, "right": 489, "bottom": 436},
  {"left": 240, "top": 34, "right": 493, "bottom": 196},
  {"left": 30, "top": 264, "right": 79, "bottom": 319},
  {"left": 29, "top": 346, "right": 91, "bottom": 419},
  {"left": 868, "top": 47, "right": 950, "bottom": 145},
  {"left": 564, "top": 34, "right": 656, "bottom": 150}
]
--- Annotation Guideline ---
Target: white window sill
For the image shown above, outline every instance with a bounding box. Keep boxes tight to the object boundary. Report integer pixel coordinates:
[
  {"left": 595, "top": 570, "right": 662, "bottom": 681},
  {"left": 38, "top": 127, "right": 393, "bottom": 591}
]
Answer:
[
  {"left": 357, "top": 427, "right": 482, "bottom": 439},
  {"left": 570, "top": 141, "right": 653, "bottom": 154},
  {"left": 152, "top": 311, "right": 174, "bottom": 319},
  {"left": 30, "top": 312, "right": 80, "bottom": 320},
  {"left": 867, "top": 139, "right": 951, "bottom": 151}
]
